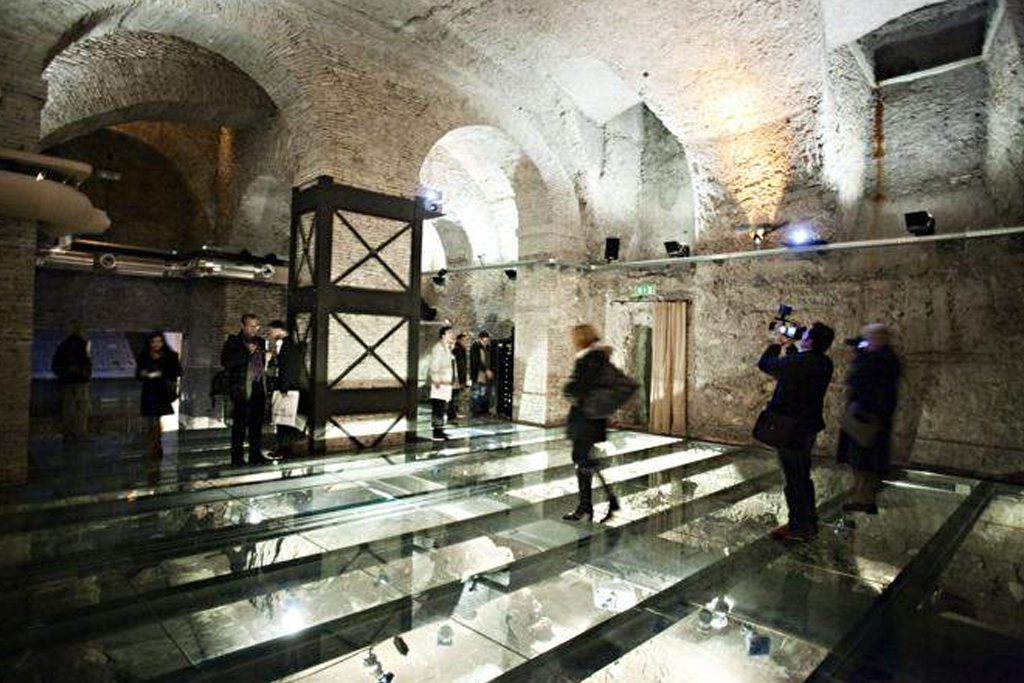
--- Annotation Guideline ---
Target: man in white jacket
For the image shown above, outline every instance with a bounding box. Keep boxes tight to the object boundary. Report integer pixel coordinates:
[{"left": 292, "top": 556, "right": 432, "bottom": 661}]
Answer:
[{"left": 429, "top": 326, "right": 457, "bottom": 440}]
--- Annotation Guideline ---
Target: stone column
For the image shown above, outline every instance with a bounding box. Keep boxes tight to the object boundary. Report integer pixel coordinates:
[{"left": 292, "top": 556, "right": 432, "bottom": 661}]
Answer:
[
  {"left": 0, "top": 70, "right": 43, "bottom": 484},
  {"left": 0, "top": 220, "right": 35, "bottom": 484},
  {"left": 512, "top": 264, "right": 592, "bottom": 426}
]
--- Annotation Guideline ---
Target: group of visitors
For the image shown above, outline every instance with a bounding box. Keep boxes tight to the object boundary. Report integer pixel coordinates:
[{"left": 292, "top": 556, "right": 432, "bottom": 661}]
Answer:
[
  {"left": 51, "top": 315, "right": 306, "bottom": 466},
  {"left": 220, "top": 315, "right": 306, "bottom": 466},
  {"left": 428, "top": 327, "right": 497, "bottom": 440},
  {"left": 52, "top": 310, "right": 900, "bottom": 534},
  {"left": 756, "top": 322, "right": 900, "bottom": 542}
]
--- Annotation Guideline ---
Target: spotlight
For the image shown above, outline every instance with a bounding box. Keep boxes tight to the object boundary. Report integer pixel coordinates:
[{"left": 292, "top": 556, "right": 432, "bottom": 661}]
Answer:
[
  {"left": 431, "top": 268, "right": 447, "bottom": 286},
  {"left": 417, "top": 185, "right": 443, "bottom": 214},
  {"left": 664, "top": 241, "right": 690, "bottom": 258},
  {"left": 905, "top": 211, "right": 935, "bottom": 236},
  {"left": 604, "top": 237, "right": 620, "bottom": 263},
  {"left": 392, "top": 635, "right": 409, "bottom": 656},
  {"left": 781, "top": 222, "right": 826, "bottom": 248},
  {"left": 503, "top": 269, "right": 517, "bottom": 281}
]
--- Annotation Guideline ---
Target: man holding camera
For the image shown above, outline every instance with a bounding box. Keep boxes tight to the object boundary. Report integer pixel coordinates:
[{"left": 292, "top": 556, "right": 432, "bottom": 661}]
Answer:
[{"left": 757, "top": 322, "right": 835, "bottom": 542}]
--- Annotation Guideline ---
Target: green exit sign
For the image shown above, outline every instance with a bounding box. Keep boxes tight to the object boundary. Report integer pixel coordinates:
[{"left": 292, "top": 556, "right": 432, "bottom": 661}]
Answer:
[{"left": 635, "top": 283, "right": 656, "bottom": 297}]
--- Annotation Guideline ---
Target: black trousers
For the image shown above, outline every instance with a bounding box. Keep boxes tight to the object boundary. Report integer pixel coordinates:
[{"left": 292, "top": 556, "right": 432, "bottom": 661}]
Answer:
[
  {"left": 231, "top": 382, "right": 265, "bottom": 464},
  {"left": 447, "top": 388, "right": 461, "bottom": 420},
  {"left": 776, "top": 435, "right": 818, "bottom": 534},
  {"left": 276, "top": 424, "right": 302, "bottom": 455},
  {"left": 430, "top": 398, "right": 448, "bottom": 434}
]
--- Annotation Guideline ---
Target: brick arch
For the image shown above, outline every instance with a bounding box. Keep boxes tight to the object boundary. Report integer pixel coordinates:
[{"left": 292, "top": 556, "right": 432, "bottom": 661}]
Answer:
[
  {"left": 421, "top": 124, "right": 576, "bottom": 265},
  {"left": 41, "top": 30, "right": 275, "bottom": 147}
]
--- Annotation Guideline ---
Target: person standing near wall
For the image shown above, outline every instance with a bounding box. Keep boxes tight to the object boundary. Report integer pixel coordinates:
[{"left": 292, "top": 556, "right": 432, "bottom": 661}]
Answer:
[
  {"left": 757, "top": 322, "right": 835, "bottom": 542},
  {"left": 448, "top": 332, "right": 469, "bottom": 424},
  {"left": 562, "top": 324, "right": 623, "bottom": 524},
  {"left": 265, "top": 320, "right": 306, "bottom": 459},
  {"left": 135, "top": 331, "right": 181, "bottom": 459},
  {"left": 221, "top": 314, "right": 268, "bottom": 466},
  {"left": 838, "top": 324, "right": 901, "bottom": 514},
  {"left": 51, "top": 322, "right": 92, "bottom": 442},
  {"left": 429, "top": 326, "right": 456, "bottom": 441},
  {"left": 469, "top": 331, "right": 494, "bottom": 416}
]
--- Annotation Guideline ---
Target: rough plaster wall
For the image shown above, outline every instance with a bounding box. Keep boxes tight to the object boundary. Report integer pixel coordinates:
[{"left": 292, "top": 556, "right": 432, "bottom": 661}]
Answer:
[
  {"left": 821, "top": 46, "right": 874, "bottom": 235},
  {"left": 591, "top": 236, "right": 1024, "bottom": 477},
  {"left": 40, "top": 30, "right": 274, "bottom": 146},
  {"left": 822, "top": 0, "right": 950, "bottom": 48},
  {"left": 637, "top": 107, "right": 696, "bottom": 259},
  {"left": 985, "top": 0, "right": 1024, "bottom": 223},
  {"left": 873, "top": 63, "right": 998, "bottom": 233},
  {"left": 576, "top": 106, "right": 643, "bottom": 259}
]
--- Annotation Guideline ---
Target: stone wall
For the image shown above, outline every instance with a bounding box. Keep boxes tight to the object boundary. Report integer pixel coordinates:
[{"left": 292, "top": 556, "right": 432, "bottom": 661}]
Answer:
[
  {"left": 590, "top": 235, "right": 1024, "bottom": 477},
  {"left": 871, "top": 62, "right": 998, "bottom": 233},
  {"left": 985, "top": 0, "right": 1024, "bottom": 224}
]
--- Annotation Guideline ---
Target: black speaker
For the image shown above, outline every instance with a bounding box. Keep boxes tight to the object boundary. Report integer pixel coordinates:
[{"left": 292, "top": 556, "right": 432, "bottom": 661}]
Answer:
[
  {"left": 604, "top": 237, "right": 621, "bottom": 262},
  {"left": 664, "top": 241, "right": 690, "bottom": 258},
  {"left": 904, "top": 211, "right": 935, "bottom": 236}
]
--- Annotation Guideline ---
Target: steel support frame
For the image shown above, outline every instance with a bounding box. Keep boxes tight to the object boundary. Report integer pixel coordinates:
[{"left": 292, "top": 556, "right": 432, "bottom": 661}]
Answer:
[{"left": 289, "top": 176, "right": 424, "bottom": 451}]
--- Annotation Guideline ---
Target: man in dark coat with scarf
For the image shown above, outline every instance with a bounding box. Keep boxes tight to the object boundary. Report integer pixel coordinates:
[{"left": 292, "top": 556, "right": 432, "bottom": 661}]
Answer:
[
  {"left": 838, "top": 324, "right": 901, "bottom": 514},
  {"left": 221, "top": 313, "right": 268, "bottom": 466}
]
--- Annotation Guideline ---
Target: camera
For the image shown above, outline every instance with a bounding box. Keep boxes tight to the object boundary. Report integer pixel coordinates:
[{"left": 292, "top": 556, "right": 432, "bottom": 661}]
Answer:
[
  {"left": 844, "top": 336, "right": 869, "bottom": 350},
  {"left": 768, "top": 304, "right": 806, "bottom": 341}
]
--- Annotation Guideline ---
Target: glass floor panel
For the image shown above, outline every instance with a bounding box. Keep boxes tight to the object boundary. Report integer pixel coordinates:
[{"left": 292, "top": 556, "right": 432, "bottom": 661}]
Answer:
[{"left": 4, "top": 420, "right": 1023, "bottom": 683}]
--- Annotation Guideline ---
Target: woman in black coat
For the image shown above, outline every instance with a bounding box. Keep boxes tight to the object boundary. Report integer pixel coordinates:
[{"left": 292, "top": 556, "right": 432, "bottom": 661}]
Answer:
[
  {"left": 837, "top": 324, "right": 901, "bottom": 514},
  {"left": 562, "top": 324, "right": 620, "bottom": 523},
  {"left": 136, "top": 331, "right": 182, "bottom": 459}
]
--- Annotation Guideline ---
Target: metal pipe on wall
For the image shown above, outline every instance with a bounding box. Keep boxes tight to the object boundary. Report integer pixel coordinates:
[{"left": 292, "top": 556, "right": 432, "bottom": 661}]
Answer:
[
  {"left": 36, "top": 248, "right": 287, "bottom": 285},
  {"left": 424, "top": 226, "right": 1024, "bottom": 276}
]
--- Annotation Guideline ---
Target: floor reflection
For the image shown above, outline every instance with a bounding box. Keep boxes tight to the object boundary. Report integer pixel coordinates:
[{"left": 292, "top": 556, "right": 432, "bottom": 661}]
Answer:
[{"left": 1, "top": 417, "right": 1022, "bottom": 683}]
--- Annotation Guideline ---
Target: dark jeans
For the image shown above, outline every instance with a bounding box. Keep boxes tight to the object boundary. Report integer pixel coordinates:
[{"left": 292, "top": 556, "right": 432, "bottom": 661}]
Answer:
[
  {"left": 430, "top": 398, "right": 448, "bottom": 434},
  {"left": 470, "top": 383, "right": 492, "bottom": 415},
  {"left": 777, "top": 435, "right": 818, "bottom": 534},
  {"left": 231, "top": 382, "right": 265, "bottom": 464},
  {"left": 447, "top": 388, "right": 461, "bottom": 420}
]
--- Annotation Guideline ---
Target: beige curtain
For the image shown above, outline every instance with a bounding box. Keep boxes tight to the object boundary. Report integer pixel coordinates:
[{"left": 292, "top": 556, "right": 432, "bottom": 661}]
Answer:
[{"left": 649, "top": 301, "right": 687, "bottom": 435}]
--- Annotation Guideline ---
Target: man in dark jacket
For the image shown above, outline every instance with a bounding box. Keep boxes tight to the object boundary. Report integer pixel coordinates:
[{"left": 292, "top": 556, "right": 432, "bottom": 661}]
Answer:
[
  {"left": 51, "top": 324, "right": 92, "bottom": 441},
  {"left": 469, "top": 331, "right": 495, "bottom": 416},
  {"left": 266, "top": 320, "right": 307, "bottom": 458},
  {"left": 448, "top": 333, "right": 469, "bottom": 423},
  {"left": 838, "top": 324, "right": 901, "bottom": 514},
  {"left": 221, "top": 314, "right": 268, "bottom": 466},
  {"left": 758, "top": 322, "right": 835, "bottom": 542}
]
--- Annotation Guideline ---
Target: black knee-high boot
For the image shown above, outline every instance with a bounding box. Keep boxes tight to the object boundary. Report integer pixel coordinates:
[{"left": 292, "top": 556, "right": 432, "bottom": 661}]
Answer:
[
  {"left": 594, "top": 470, "right": 620, "bottom": 523},
  {"left": 563, "top": 468, "right": 594, "bottom": 521}
]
